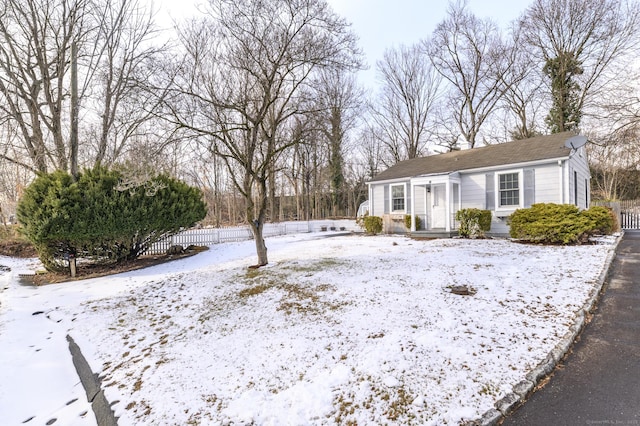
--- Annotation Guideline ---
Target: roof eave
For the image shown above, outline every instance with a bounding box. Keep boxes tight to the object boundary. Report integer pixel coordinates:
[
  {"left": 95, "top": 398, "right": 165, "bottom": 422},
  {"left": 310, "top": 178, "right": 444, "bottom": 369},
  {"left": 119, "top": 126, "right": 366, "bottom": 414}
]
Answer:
[
  {"left": 456, "top": 155, "right": 571, "bottom": 175},
  {"left": 366, "top": 155, "right": 570, "bottom": 185}
]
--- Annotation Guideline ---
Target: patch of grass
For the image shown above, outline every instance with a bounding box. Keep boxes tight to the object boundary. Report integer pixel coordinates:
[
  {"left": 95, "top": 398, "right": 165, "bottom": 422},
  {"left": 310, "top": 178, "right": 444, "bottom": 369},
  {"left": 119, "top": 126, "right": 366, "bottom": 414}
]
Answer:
[
  {"left": 334, "top": 394, "right": 356, "bottom": 421},
  {"left": 334, "top": 380, "right": 416, "bottom": 423},
  {"left": 277, "top": 282, "right": 345, "bottom": 316},
  {"left": 244, "top": 268, "right": 263, "bottom": 279},
  {"left": 238, "top": 282, "right": 274, "bottom": 298},
  {"left": 236, "top": 261, "right": 347, "bottom": 316},
  {"left": 185, "top": 394, "right": 222, "bottom": 425},
  {"left": 281, "top": 258, "right": 345, "bottom": 274},
  {"left": 478, "top": 382, "right": 499, "bottom": 397},
  {"left": 385, "top": 386, "right": 415, "bottom": 421}
]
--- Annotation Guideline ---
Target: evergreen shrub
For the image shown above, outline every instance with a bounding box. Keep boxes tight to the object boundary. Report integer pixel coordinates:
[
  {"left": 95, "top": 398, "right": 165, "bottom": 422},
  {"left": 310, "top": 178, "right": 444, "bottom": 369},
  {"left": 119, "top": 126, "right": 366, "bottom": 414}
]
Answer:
[
  {"left": 363, "top": 215, "right": 383, "bottom": 235},
  {"left": 581, "top": 205, "right": 616, "bottom": 235},
  {"left": 404, "top": 215, "right": 422, "bottom": 230},
  {"left": 508, "top": 203, "right": 596, "bottom": 244},
  {"left": 17, "top": 167, "right": 207, "bottom": 271},
  {"left": 456, "top": 208, "right": 492, "bottom": 238}
]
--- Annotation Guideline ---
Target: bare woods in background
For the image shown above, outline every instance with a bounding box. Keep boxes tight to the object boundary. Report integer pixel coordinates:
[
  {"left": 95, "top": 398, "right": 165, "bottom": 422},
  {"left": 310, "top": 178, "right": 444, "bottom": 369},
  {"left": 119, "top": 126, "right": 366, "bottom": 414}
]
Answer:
[{"left": 2, "top": 0, "right": 640, "bottom": 232}]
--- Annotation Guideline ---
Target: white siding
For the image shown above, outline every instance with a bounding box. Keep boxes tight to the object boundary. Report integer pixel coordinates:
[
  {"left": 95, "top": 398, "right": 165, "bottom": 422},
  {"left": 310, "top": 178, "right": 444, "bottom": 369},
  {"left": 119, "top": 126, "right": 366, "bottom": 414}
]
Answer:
[
  {"left": 460, "top": 173, "right": 508, "bottom": 235},
  {"left": 460, "top": 163, "right": 564, "bottom": 208},
  {"left": 532, "top": 163, "right": 562, "bottom": 204},
  {"left": 371, "top": 184, "right": 385, "bottom": 216},
  {"left": 458, "top": 161, "right": 568, "bottom": 236},
  {"left": 370, "top": 180, "right": 411, "bottom": 217},
  {"left": 460, "top": 174, "right": 485, "bottom": 208},
  {"left": 414, "top": 186, "right": 427, "bottom": 215}
]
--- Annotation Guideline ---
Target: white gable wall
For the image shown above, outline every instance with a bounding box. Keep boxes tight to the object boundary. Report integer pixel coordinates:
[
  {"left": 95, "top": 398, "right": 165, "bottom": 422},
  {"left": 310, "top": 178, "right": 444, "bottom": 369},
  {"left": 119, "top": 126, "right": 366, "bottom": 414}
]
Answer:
[{"left": 566, "top": 146, "right": 591, "bottom": 209}]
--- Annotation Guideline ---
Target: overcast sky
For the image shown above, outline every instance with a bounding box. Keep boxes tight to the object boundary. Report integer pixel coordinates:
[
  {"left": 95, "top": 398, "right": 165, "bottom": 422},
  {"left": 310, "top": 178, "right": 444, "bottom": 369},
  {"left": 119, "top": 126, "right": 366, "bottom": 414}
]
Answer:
[
  {"left": 157, "top": 0, "right": 534, "bottom": 88},
  {"left": 326, "top": 0, "right": 534, "bottom": 87}
]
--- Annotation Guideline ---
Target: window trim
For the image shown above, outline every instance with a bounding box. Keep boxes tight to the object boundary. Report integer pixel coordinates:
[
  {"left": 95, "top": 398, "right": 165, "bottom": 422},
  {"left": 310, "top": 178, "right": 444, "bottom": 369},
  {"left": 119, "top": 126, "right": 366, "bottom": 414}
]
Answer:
[
  {"left": 390, "top": 183, "right": 406, "bottom": 213},
  {"left": 496, "top": 170, "right": 523, "bottom": 210},
  {"left": 585, "top": 178, "right": 589, "bottom": 209}
]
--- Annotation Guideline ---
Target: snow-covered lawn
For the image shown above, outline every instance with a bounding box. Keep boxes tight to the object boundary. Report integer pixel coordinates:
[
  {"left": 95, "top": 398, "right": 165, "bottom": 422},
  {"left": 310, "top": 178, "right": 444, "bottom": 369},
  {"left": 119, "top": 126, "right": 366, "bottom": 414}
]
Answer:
[{"left": 0, "top": 232, "right": 616, "bottom": 425}]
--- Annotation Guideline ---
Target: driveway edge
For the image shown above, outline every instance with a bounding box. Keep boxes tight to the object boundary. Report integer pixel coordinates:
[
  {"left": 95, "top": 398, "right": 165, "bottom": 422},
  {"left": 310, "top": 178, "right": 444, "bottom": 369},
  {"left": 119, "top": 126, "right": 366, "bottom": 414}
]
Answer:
[
  {"left": 67, "top": 334, "right": 118, "bottom": 426},
  {"left": 472, "top": 232, "right": 624, "bottom": 426}
]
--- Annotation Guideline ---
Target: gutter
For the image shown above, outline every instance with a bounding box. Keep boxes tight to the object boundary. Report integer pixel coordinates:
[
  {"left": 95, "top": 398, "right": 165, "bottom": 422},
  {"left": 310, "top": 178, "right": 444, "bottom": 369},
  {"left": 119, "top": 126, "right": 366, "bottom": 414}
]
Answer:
[{"left": 366, "top": 156, "right": 571, "bottom": 185}]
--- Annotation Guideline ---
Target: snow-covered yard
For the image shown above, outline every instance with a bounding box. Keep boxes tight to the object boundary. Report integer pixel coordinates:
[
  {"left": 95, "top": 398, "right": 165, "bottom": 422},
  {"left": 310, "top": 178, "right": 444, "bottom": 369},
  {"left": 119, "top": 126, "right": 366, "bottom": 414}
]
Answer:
[{"left": 0, "top": 232, "right": 616, "bottom": 425}]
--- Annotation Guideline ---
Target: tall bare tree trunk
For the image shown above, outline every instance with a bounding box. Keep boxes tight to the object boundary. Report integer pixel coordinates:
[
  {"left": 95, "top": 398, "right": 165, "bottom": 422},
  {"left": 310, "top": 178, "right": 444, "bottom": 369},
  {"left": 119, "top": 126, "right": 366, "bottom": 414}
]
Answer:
[{"left": 70, "top": 42, "right": 79, "bottom": 180}]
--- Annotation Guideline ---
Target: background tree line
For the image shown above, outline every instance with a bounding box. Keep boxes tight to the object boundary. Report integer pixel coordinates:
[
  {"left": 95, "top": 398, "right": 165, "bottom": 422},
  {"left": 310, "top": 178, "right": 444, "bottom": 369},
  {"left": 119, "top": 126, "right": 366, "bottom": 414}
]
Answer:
[{"left": 2, "top": 0, "right": 640, "bottom": 233}]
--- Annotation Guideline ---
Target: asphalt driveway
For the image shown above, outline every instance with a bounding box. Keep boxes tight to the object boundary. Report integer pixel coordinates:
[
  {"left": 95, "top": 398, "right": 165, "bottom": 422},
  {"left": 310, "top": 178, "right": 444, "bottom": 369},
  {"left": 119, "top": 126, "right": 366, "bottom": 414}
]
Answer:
[{"left": 502, "top": 230, "right": 640, "bottom": 425}]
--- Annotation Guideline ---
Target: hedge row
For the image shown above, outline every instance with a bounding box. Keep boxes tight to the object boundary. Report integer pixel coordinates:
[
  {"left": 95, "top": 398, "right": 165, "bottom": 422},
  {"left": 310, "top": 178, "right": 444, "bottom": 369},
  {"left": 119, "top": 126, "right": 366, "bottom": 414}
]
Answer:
[{"left": 509, "top": 203, "right": 615, "bottom": 244}]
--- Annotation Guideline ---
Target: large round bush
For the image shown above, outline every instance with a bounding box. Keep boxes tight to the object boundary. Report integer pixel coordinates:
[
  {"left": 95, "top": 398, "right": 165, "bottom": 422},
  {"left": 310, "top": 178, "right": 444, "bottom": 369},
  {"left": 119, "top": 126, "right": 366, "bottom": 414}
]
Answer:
[{"left": 17, "top": 167, "right": 207, "bottom": 271}]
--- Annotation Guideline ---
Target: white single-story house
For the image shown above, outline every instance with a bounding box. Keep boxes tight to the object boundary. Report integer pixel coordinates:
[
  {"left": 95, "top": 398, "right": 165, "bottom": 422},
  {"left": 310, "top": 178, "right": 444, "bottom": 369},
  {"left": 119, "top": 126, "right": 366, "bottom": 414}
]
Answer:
[{"left": 366, "top": 132, "right": 591, "bottom": 237}]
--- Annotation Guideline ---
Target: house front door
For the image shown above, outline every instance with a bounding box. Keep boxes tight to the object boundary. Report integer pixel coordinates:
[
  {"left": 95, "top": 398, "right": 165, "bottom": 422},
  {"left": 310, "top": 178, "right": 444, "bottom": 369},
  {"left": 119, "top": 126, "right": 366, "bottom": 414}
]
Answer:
[{"left": 431, "top": 184, "right": 446, "bottom": 228}]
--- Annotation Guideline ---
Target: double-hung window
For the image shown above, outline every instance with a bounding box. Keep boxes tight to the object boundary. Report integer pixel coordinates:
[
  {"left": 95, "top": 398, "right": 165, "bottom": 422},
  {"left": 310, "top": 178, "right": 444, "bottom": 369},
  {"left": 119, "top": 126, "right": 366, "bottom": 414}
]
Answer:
[
  {"left": 391, "top": 184, "right": 405, "bottom": 212},
  {"left": 498, "top": 172, "right": 519, "bottom": 207}
]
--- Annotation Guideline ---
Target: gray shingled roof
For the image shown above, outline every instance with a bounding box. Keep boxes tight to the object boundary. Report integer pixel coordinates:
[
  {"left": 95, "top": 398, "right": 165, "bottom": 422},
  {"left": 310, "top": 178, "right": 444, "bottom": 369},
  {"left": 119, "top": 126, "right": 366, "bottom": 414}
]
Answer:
[{"left": 369, "top": 132, "right": 575, "bottom": 182}]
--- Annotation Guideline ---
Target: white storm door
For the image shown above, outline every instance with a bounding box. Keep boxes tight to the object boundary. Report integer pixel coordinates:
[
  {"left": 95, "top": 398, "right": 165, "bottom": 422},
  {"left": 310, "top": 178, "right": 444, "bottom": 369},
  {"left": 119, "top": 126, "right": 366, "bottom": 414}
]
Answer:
[{"left": 431, "top": 184, "right": 446, "bottom": 228}]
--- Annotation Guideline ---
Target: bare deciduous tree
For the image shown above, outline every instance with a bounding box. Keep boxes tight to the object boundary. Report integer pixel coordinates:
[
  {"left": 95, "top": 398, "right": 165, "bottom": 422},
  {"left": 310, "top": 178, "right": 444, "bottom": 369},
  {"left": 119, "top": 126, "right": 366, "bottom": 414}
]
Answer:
[
  {"left": 589, "top": 126, "right": 640, "bottom": 200},
  {"left": 501, "top": 28, "right": 546, "bottom": 140},
  {"left": 311, "top": 68, "right": 363, "bottom": 215},
  {"left": 166, "top": 0, "right": 360, "bottom": 266},
  {"left": 85, "top": 0, "right": 166, "bottom": 168},
  {"left": 0, "top": 0, "right": 165, "bottom": 175},
  {"left": 0, "top": 124, "right": 32, "bottom": 220},
  {"left": 426, "top": 1, "right": 513, "bottom": 148},
  {"left": 370, "top": 43, "right": 441, "bottom": 163},
  {"left": 0, "top": 0, "right": 89, "bottom": 173},
  {"left": 356, "top": 125, "right": 385, "bottom": 178},
  {"left": 519, "top": 0, "right": 640, "bottom": 132}
]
